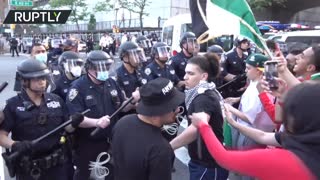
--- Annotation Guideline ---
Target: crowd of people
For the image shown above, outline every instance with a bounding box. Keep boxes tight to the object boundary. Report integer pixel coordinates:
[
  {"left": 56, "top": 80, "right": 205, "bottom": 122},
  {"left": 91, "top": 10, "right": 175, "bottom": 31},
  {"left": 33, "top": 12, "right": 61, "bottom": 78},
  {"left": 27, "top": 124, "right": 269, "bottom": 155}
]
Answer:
[{"left": 0, "top": 28, "right": 319, "bottom": 180}]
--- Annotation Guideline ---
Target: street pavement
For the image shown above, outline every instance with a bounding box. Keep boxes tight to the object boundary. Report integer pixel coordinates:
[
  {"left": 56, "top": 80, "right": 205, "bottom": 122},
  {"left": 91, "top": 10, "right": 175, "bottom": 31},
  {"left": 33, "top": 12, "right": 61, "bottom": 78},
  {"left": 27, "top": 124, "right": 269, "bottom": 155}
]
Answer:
[{"left": 0, "top": 52, "right": 190, "bottom": 180}]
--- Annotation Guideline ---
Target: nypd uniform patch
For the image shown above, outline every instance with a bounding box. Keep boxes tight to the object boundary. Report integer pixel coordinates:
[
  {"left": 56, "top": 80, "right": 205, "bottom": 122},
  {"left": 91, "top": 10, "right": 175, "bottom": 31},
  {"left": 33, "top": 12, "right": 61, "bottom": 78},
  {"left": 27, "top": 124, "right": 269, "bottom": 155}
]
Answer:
[
  {"left": 170, "top": 70, "right": 175, "bottom": 75},
  {"left": 68, "top": 89, "right": 78, "bottom": 102},
  {"left": 141, "top": 79, "right": 147, "bottom": 85},
  {"left": 144, "top": 68, "right": 151, "bottom": 76},
  {"left": 111, "top": 90, "right": 118, "bottom": 96}
]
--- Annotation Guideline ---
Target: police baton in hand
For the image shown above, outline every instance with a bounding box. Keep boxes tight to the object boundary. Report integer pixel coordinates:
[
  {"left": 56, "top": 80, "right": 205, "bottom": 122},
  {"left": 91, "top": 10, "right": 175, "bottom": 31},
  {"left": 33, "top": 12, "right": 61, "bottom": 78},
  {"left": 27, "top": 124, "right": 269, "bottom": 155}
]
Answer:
[
  {"left": 90, "top": 97, "right": 134, "bottom": 137},
  {"left": 0, "top": 81, "right": 8, "bottom": 93},
  {"left": 217, "top": 73, "right": 246, "bottom": 91},
  {"left": 2, "top": 109, "right": 90, "bottom": 178}
]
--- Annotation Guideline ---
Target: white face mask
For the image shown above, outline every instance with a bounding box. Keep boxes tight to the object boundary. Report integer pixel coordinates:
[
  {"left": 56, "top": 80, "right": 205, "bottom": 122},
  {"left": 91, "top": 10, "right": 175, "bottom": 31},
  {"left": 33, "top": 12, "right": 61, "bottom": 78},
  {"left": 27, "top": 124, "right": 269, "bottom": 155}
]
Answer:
[
  {"left": 70, "top": 66, "right": 82, "bottom": 77},
  {"left": 35, "top": 53, "right": 48, "bottom": 64}
]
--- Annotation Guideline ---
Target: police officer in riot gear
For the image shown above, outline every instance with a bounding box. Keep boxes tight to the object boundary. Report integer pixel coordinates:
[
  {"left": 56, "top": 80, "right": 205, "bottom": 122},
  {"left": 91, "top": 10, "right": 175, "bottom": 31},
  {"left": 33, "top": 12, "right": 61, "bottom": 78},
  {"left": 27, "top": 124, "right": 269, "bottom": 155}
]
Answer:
[
  {"left": 136, "top": 35, "right": 152, "bottom": 56},
  {"left": 52, "top": 51, "right": 84, "bottom": 101},
  {"left": 116, "top": 41, "right": 148, "bottom": 100},
  {"left": 0, "top": 59, "right": 84, "bottom": 180},
  {"left": 144, "top": 42, "right": 183, "bottom": 88},
  {"left": 220, "top": 36, "right": 249, "bottom": 98},
  {"left": 66, "top": 50, "right": 139, "bottom": 180},
  {"left": 170, "top": 32, "right": 198, "bottom": 81},
  {"left": 207, "top": 44, "right": 226, "bottom": 88},
  {"left": 48, "top": 39, "right": 79, "bottom": 82}
]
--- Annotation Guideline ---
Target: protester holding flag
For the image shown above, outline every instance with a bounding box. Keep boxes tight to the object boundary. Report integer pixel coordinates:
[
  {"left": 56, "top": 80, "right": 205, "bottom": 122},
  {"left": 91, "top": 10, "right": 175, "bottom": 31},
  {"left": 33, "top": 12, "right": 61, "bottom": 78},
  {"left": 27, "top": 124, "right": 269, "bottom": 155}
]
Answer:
[{"left": 189, "top": 81, "right": 320, "bottom": 180}]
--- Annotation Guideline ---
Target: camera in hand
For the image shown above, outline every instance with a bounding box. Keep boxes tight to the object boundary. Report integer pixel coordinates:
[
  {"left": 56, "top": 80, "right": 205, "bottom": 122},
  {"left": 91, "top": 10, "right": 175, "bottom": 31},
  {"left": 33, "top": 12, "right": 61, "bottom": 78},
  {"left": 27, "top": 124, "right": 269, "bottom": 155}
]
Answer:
[{"left": 264, "top": 61, "right": 279, "bottom": 90}]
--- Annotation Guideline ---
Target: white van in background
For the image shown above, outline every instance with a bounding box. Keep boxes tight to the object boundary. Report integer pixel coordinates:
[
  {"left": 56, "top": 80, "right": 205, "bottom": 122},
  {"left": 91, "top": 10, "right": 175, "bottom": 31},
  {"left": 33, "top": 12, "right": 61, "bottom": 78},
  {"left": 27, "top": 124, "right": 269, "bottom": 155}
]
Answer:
[
  {"left": 161, "top": 14, "right": 192, "bottom": 55},
  {"left": 161, "top": 13, "right": 234, "bottom": 55}
]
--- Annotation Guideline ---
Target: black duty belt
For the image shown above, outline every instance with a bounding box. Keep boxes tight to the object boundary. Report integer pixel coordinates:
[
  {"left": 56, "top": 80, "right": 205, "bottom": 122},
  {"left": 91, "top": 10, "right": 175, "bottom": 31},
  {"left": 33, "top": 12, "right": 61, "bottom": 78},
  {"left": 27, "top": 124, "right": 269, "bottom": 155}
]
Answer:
[{"left": 18, "top": 148, "right": 65, "bottom": 176}]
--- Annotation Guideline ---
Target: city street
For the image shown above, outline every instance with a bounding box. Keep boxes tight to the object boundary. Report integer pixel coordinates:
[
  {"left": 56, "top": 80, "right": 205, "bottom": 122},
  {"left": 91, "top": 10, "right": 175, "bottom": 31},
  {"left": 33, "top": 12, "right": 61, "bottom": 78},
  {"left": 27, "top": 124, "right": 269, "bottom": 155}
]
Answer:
[{"left": 0, "top": 53, "right": 190, "bottom": 180}]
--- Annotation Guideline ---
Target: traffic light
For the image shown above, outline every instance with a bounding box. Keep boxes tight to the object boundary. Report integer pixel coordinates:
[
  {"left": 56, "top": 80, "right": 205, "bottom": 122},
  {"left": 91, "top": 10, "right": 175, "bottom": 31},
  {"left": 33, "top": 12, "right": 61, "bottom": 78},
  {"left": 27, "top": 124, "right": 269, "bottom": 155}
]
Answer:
[{"left": 10, "top": 24, "right": 16, "bottom": 30}]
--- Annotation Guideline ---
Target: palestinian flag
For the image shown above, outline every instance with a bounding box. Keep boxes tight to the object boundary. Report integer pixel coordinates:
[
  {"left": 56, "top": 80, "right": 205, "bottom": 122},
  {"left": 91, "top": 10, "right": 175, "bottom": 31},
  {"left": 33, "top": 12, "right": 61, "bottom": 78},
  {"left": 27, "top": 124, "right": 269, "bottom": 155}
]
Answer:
[{"left": 196, "top": 0, "right": 266, "bottom": 51}]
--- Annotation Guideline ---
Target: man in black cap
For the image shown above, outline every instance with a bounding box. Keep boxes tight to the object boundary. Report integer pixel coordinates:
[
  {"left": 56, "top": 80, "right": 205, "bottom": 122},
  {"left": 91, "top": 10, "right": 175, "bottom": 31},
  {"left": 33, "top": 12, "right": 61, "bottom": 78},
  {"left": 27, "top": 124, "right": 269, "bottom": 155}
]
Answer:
[{"left": 112, "top": 78, "right": 185, "bottom": 180}]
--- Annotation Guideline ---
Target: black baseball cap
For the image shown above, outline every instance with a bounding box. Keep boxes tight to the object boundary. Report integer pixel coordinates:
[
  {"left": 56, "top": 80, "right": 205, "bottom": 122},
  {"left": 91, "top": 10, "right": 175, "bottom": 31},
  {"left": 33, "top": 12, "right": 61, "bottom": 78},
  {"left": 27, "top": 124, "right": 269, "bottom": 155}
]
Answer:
[{"left": 137, "top": 78, "right": 185, "bottom": 116}]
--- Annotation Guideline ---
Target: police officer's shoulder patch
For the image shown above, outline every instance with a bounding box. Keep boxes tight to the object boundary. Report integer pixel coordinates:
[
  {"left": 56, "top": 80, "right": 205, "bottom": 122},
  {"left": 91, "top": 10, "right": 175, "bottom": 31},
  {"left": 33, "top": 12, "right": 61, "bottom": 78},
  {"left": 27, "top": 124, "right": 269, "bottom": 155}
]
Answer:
[
  {"left": 68, "top": 88, "right": 78, "bottom": 102},
  {"left": 111, "top": 90, "right": 118, "bottom": 97},
  {"left": 141, "top": 79, "right": 147, "bottom": 85},
  {"left": 144, "top": 68, "right": 151, "bottom": 76},
  {"left": 170, "top": 69, "right": 175, "bottom": 75}
]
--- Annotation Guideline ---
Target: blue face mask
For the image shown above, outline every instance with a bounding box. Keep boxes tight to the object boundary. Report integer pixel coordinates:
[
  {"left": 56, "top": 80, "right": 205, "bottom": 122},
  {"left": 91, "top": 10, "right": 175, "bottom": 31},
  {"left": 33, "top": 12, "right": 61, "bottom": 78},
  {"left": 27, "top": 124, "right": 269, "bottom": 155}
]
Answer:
[
  {"left": 96, "top": 71, "right": 109, "bottom": 81},
  {"left": 35, "top": 53, "right": 48, "bottom": 64}
]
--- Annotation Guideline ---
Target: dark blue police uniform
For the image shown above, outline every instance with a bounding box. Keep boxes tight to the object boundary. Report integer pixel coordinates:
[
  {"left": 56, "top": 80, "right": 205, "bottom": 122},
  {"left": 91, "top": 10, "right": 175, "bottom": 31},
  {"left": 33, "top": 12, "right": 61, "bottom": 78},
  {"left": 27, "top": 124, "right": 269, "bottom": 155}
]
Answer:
[
  {"left": 220, "top": 48, "right": 247, "bottom": 78},
  {"left": 220, "top": 48, "right": 248, "bottom": 98},
  {"left": 52, "top": 73, "right": 73, "bottom": 101},
  {"left": 115, "top": 64, "right": 148, "bottom": 98},
  {"left": 66, "top": 75, "right": 124, "bottom": 180},
  {"left": 144, "top": 61, "right": 180, "bottom": 85},
  {"left": 170, "top": 51, "right": 192, "bottom": 81},
  {"left": 1, "top": 91, "right": 71, "bottom": 180}
]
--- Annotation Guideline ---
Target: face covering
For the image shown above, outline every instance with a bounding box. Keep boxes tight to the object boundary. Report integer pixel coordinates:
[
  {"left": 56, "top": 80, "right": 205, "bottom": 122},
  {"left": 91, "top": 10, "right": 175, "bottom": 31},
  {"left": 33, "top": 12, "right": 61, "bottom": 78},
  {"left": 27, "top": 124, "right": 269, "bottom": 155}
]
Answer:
[
  {"left": 70, "top": 66, "right": 82, "bottom": 77},
  {"left": 96, "top": 71, "right": 109, "bottom": 81},
  {"left": 35, "top": 53, "right": 48, "bottom": 64}
]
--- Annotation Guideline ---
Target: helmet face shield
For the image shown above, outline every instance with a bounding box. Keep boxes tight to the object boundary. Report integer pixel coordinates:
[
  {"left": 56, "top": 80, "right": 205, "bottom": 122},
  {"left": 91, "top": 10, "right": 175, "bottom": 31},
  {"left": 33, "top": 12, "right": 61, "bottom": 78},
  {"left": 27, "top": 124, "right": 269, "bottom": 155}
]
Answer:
[
  {"left": 139, "top": 40, "right": 148, "bottom": 48},
  {"left": 186, "top": 38, "right": 199, "bottom": 52},
  {"left": 64, "top": 58, "right": 84, "bottom": 77},
  {"left": 93, "top": 60, "right": 113, "bottom": 72},
  {"left": 156, "top": 46, "right": 171, "bottom": 59},
  {"left": 128, "top": 48, "right": 147, "bottom": 66}
]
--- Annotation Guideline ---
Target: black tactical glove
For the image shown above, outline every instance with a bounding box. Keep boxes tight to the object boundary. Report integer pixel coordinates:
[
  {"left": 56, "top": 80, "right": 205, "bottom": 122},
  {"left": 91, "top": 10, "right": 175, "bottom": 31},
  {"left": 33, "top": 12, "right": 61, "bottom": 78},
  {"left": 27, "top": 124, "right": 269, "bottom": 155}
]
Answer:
[
  {"left": 71, "top": 113, "right": 84, "bottom": 128},
  {"left": 11, "top": 141, "right": 32, "bottom": 154}
]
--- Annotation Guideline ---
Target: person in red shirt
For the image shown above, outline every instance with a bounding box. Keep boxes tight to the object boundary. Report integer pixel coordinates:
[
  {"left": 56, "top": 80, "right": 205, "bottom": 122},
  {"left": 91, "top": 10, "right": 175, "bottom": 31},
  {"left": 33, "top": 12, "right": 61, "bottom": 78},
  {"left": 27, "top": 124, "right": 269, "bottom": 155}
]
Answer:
[{"left": 189, "top": 81, "right": 320, "bottom": 180}]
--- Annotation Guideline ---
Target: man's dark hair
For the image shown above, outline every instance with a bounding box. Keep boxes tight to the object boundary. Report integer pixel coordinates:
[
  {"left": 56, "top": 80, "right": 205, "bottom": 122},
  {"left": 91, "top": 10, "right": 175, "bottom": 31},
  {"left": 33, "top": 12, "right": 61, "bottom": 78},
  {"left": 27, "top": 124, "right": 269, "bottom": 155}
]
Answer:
[
  {"left": 32, "top": 43, "right": 45, "bottom": 51},
  {"left": 311, "top": 44, "right": 320, "bottom": 72},
  {"left": 188, "top": 52, "right": 220, "bottom": 82}
]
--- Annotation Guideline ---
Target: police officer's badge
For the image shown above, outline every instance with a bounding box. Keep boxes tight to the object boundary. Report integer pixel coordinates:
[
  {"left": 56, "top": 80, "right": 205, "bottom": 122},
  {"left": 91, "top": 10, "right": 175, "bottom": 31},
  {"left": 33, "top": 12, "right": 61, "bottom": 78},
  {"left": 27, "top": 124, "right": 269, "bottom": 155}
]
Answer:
[
  {"left": 144, "top": 68, "right": 151, "bottom": 76},
  {"left": 181, "top": 62, "right": 186, "bottom": 66},
  {"left": 52, "top": 70, "right": 60, "bottom": 75},
  {"left": 141, "top": 79, "right": 147, "bottom": 84},
  {"left": 68, "top": 89, "right": 78, "bottom": 102},
  {"left": 170, "top": 70, "right": 175, "bottom": 75},
  {"left": 111, "top": 90, "right": 118, "bottom": 96}
]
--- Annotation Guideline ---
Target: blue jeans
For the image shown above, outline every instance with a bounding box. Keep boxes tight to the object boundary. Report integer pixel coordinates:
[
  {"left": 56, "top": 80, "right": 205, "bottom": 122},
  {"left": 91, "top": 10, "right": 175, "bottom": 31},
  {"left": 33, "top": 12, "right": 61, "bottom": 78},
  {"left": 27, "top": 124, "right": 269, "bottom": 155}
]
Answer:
[{"left": 189, "top": 161, "right": 229, "bottom": 180}]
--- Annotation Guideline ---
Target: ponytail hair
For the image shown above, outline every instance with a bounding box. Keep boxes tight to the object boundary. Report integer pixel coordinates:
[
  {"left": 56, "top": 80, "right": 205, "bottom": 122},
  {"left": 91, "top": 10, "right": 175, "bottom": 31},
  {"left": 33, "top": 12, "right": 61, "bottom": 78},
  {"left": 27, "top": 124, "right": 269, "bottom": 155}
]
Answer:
[{"left": 188, "top": 52, "right": 220, "bottom": 82}]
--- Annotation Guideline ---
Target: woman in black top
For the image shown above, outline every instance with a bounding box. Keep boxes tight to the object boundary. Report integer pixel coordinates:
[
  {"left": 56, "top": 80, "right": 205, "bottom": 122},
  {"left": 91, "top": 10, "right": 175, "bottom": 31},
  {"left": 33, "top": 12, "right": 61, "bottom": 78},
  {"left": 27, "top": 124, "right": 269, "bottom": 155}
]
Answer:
[{"left": 171, "top": 53, "right": 228, "bottom": 180}]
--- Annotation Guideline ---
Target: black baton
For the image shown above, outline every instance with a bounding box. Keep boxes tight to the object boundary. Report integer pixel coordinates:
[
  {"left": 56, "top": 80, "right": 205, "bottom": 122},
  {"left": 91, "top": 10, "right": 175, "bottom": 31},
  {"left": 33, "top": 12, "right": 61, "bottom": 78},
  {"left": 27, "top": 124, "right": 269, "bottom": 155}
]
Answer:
[
  {"left": 90, "top": 97, "right": 134, "bottom": 137},
  {"left": 5, "top": 109, "right": 90, "bottom": 161},
  {"left": 0, "top": 81, "right": 8, "bottom": 93}
]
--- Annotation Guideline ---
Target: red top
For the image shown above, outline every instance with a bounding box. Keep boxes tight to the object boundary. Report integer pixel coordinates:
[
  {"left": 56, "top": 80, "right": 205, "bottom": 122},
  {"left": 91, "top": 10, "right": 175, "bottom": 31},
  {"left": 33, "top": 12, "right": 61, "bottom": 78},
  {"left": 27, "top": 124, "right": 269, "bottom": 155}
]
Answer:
[
  {"left": 258, "top": 92, "right": 276, "bottom": 122},
  {"left": 198, "top": 122, "right": 315, "bottom": 180},
  {"left": 258, "top": 92, "right": 281, "bottom": 131}
]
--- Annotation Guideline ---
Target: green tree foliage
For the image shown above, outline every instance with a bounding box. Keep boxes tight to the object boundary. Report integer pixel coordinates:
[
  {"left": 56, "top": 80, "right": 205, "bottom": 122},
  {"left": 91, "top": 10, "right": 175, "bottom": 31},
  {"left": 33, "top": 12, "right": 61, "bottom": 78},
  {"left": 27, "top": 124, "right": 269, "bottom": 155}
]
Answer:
[
  {"left": 94, "top": 0, "right": 113, "bottom": 12},
  {"left": 50, "top": 0, "right": 89, "bottom": 31},
  {"left": 120, "top": 0, "right": 151, "bottom": 33},
  {"left": 88, "top": 14, "right": 97, "bottom": 31}
]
